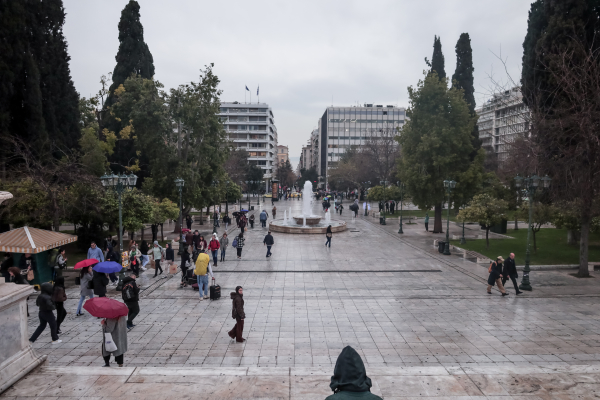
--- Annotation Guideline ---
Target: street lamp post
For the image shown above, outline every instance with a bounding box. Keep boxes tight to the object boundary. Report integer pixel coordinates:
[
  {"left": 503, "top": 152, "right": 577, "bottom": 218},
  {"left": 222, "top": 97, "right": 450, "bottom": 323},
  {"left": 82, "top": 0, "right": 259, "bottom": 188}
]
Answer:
[
  {"left": 256, "top": 180, "right": 260, "bottom": 205},
  {"left": 174, "top": 178, "right": 185, "bottom": 255},
  {"left": 397, "top": 181, "right": 404, "bottom": 234},
  {"left": 443, "top": 180, "right": 456, "bottom": 255},
  {"left": 514, "top": 174, "right": 551, "bottom": 291},
  {"left": 212, "top": 180, "right": 219, "bottom": 234},
  {"left": 100, "top": 172, "right": 137, "bottom": 291},
  {"left": 459, "top": 204, "right": 467, "bottom": 245},
  {"left": 225, "top": 180, "right": 230, "bottom": 216},
  {"left": 380, "top": 180, "right": 389, "bottom": 225},
  {"left": 244, "top": 180, "right": 251, "bottom": 210}
]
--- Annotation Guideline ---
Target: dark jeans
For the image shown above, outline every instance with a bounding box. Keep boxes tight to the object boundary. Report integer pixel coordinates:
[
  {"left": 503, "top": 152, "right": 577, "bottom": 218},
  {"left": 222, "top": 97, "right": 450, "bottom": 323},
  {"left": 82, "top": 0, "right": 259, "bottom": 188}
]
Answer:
[
  {"left": 261, "top": 220, "right": 266, "bottom": 227},
  {"left": 425, "top": 222, "right": 429, "bottom": 231},
  {"left": 250, "top": 221, "right": 254, "bottom": 228},
  {"left": 237, "top": 248, "right": 242, "bottom": 257},
  {"left": 220, "top": 248, "right": 226, "bottom": 262},
  {"left": 126, "top": 301, "right": 139, "bottom": 325},
  {"left": 266, "top": 245, "right": 272, "bottom": 257},
  {"left": 109, "top": 272, "right": 118, "bottom": 283},
  {"left": 55, "top": 301, "right": 66, "bottom": 330},
  {"left": 325, "top": 237, "right": 331, "bottom": 247},
  {"left": 103, "top": 354, "right": 124, "bottom": 365},
  {"left": 30, "top": 310, "right": 58, "bottom": 342},
  {"left": 154, "top": 260, "right": 162, "bottom": 277},
  {"left": 211, "top": 250, "right": 218, "bottom": 265},
  {"left": 502, "top": 274, "right": 520, "bottom": 292},
  {"left": 181, "top": 267, "right": 188, "bottom": 283},
  {"left": 228, "top": 318, "right": 245, "bottom": 342}
]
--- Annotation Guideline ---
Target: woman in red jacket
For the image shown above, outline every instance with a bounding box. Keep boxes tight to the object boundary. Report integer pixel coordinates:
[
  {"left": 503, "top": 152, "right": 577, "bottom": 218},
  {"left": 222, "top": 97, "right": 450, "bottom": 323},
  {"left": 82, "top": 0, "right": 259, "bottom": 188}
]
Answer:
[{"left": 208, "top": 233, "right": 221, "bottom": 267}]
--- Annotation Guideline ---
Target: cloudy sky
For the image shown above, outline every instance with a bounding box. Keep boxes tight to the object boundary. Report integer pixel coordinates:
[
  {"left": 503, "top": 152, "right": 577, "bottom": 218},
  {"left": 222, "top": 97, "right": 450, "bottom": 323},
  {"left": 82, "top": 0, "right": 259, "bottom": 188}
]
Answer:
[{"left": 63, "top": 0, "right": 532, "bottom": 168}]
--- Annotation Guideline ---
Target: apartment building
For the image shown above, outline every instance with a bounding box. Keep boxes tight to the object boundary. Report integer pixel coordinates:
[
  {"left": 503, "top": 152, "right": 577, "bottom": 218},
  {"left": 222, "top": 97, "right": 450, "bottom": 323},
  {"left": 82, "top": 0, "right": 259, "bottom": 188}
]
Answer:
[
  {"left": 218, "top": 102, "right": 278, "bottom": 180},
  {"left": 276, "top": 145, "right": 289, "bottom": 166},
  {"left": 476, "top": 87, "right": 530, "bottom": 164}
]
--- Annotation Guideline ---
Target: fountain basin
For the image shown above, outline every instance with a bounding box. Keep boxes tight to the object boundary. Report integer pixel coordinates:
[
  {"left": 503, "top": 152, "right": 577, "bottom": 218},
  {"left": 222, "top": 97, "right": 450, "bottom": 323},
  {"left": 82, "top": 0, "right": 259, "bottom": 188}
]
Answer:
[
  {"left": 292, "top": 215, "right": 322, "bottom": 225},
  {"left": 269, "top": 220, "right": 347, "bottom": 234}
]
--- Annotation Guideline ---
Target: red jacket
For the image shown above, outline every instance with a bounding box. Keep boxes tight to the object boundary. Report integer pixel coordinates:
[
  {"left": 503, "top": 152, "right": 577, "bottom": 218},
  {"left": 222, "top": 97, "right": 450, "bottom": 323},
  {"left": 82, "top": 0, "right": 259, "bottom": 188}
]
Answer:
[{"left": 208, "top": 239, "right": 220, "bottom": 251}]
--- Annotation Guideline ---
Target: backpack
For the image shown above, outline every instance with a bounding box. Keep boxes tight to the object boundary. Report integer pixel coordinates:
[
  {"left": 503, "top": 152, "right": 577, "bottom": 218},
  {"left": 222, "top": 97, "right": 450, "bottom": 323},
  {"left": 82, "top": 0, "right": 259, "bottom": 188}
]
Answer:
[
  {"left": 122, "top": 283, "right": 135, "bottom": 301},
  {"left": 232, "top": 237, "right": 238, "bottom": 248}
]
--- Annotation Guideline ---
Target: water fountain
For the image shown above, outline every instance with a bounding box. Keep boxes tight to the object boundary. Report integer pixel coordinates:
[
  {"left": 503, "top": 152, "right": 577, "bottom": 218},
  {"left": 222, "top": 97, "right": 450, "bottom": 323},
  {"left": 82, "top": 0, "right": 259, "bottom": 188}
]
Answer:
[{"left": 268, "top": 181, "right": 347, "bottom": 234}]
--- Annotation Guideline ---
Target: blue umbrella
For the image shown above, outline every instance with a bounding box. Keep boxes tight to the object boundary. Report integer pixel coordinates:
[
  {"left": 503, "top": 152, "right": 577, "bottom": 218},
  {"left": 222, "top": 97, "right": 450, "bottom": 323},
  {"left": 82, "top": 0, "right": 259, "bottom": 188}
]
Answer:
[{"left": 93, "top": 261, "right": 123, "bottom": 274}]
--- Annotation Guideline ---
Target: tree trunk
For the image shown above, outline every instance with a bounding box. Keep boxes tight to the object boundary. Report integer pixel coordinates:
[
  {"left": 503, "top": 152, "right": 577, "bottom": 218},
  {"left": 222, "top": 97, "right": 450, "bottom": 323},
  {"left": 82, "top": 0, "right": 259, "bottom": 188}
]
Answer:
[
  {"left": 532, "top": 228, "right": 538, "bottom": 253},
  {"left": 160, "top": 223, "right": 164, "bottom": 241},
  {"left": 578, "top": 219, "right": 590, "bottom": 277},
  {"left": 567, "top": 229, "right": 580, "bottom": 245},
  {"left": 486, "top": 228, "right": 490, "bottom": 249},
  {"left": 151, "top": 224, "right": 158, "bottom": 242},
  {"left": 433, "top": 203, "right": 443, "bottom": 233},
  {"left": 174, "top": 211, "right": 182, "bottom": 234},
  {"left": 141, "top": 226, "right": 144, "bottom": 240},
  {"left": 514, "top": 215, "right": 518, "bottom": 230}
]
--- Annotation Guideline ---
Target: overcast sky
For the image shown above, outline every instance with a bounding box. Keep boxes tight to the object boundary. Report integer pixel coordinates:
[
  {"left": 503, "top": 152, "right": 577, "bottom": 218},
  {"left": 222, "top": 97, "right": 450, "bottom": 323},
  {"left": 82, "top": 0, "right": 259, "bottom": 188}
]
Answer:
[{"left": 63, "top": 0, "right": 532, "bottom": 168}]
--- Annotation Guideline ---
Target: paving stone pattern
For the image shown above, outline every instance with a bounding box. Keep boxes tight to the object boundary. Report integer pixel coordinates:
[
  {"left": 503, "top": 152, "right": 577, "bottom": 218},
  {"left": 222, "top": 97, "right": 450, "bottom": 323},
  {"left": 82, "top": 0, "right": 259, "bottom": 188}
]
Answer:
[{"left": 25, "top": 201, "right": 600, "bottom": 372}]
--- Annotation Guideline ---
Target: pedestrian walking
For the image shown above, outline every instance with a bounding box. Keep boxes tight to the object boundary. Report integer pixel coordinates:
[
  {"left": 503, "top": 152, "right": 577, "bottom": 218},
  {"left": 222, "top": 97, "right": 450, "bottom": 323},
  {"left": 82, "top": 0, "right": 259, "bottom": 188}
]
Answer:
[
  {"left": 51, "top": 277, "right": 67, "bottom": 334},
  {"left": 249, "top": 214, "right": 255, "bottom": 229},
  {"left": 260, "top": 210, "right": 267, "bottom": 227},
  {"left": 208, "top": 233, "right": 220, "bottom": 266},
  {"left": 339, "top": 204, "right": 344, "bottom": 215},
  {"left": 272, "top": 206, "right": 277, "bottom": 219},
  {"left": 326, "top": 346, "right": 383, "bottom": 400},
  {"left": 76, "top": 266, "right": 94, "bottom": 316},
  {"left": 263, "top": 231, "right": 274, "bottom": 257},
  {"left": 228, "top": 286, "right": 246, "bottom": 343},
  {"left": 180, "top": 247, "right": 191, "bottom": 288},
  {"left": 390, "top": 201, "right": 395, "bottom": 214},
  {"left": 223, "top": 213, "right": 231, "bottom": 230},
  {"left": 92, "top": 270, "right": 109, "bottom": 297},
  {"left": 152, "top": 241, "right": 165, "bottom": 277},
  {"left": 122, "top": 275, "right": 140, "bottom": 328},
  {"left": 101, "top": 315, "right": 128, "bottom": 367},
  {"left": 325, "top": 225, "right": 333, "bottom": 248},
  {"left": 53, "top": 248, "right": 67, "bottom": 281},
  {"left": 7, "top": 266, "right": 25, "bottom": 285},
  {"left": 129, "top": 247, "right": 141, "bottom": 277},
  {"left": 105, "top": 245, "right": 119, "bottom": 285},
  {"left": 29, "top": 282, "right": 61, "bottom": 344},
  {"left": 140, "top": 240, "right": 149, "bottom": 270},
  {"left": 238, "top": 215, "right": 247, "bottom": 235},
  {"left": 194, "top": 250, "right": 214, "bottom": 300},
  {"left": 378, "top": 201, "right": 383, "bottom": 213},
  {"left": 186, "top": 214, "right": 193, "bottom": 230},
  {"left": 424, "top": 213, "right": 429, "bottom": 232},
  {"left": 192, "top": 230, "right": 200, "bottom": 250},
  {"left": 487, "top": 256, "right": 508, "bottom": 296},
  {"left": 236, "top": 232, "right": 245, "bottom": 259},
  {"left": 385, "top": 202, "right": 389, "bottom": 213},
  {"left": 165, "top": 243, "right": 174, "bottom": 264},
  {"left": 502, "top": 253, "right": 523, "bottom": 295},
  {"left": 198, "top": 235, "right": 208, "bottom": 253},
  {"left": 87, "top": 241, "right": 105, "bottom": 263},
  {"left": 220, "top": 233, "right": 229, "bottom": 262}
]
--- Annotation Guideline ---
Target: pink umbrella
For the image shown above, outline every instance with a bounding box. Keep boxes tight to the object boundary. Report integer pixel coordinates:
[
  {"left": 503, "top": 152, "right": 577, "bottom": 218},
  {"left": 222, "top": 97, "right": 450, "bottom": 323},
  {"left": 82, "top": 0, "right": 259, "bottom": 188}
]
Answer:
[
  {"left": 74, "top": 258, "right": 99, "bottom": 269},
  {"left": 83, "top": 297, "right": 129, "bottom": 319}
]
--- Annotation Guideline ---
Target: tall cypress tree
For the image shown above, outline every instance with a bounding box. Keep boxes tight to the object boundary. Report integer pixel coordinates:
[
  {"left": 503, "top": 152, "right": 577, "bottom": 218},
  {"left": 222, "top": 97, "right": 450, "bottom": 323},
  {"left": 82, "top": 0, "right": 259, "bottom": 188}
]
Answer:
[
  {"left": 429, "top": 36, "right": 446, "bottom": 81},
  {"left": 104, "top": 0, "right": 155, "bottom": 110},
  {"left": 0, "top": 0, "right": 78, "bottom": 157},
  {"left": 452, "top": 33, "right": 480, "bottom": 154},
  {"left": 520, "top": 0, "right": 548, "bottom": 107},
  {"left": 34, "top": 0, "right": 81, "bottom": 150}
]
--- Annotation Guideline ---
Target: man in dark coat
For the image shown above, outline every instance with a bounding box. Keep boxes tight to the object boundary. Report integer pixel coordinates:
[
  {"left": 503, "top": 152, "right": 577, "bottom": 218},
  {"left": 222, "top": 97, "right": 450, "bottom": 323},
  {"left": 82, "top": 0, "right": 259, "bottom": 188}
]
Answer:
[
  {"left": 29, "top": 282, "right": 61, "bottom": 344},
  {"left": 105, "top": 246, "right": 119, "bottom": 285},
  {"left": 502, "top": 253, "right": 522, "bottom": 295},
  {"left": 228, "top": 286, "right": 246, "bottom": 343},
  {"left": 390, "top": 201, "right": 395, "bottom": 214},
  {"left": 92, "top": 270, "right": 109, "bottom": 297},
  {"left": 326, "top": 346, "right": 382, "bottom": 400},
  {"left": 122, "top": 275, "right": 140, "bottom": 329},
  {"left": 487, "top": 256, "right": 508, "bottom": 296},
  {"left": 263, "top": 231, "right": 274, "bottom": 257}
]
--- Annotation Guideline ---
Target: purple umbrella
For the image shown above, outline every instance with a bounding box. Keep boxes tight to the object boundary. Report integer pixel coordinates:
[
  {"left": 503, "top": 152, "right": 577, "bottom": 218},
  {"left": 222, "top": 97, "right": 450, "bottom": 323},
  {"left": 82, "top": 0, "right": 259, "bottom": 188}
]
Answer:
[{"left": 93, "top": 261, "right": 123, "bottom": 274}]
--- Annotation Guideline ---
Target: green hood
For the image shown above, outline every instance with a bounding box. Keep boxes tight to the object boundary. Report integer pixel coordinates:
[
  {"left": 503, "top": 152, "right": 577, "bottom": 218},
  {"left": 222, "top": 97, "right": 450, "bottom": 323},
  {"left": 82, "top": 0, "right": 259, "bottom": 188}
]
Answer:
[{"left": 330, "top": 346, "right": 372, "bottom": 393}]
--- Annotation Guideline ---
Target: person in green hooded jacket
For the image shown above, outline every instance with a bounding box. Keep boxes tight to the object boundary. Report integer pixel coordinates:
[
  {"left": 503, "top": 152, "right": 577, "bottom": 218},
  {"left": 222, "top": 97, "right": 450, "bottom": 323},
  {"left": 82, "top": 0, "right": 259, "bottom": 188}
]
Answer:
[{"left": 326, "top": 346, "right": 382, "bottom": 400}]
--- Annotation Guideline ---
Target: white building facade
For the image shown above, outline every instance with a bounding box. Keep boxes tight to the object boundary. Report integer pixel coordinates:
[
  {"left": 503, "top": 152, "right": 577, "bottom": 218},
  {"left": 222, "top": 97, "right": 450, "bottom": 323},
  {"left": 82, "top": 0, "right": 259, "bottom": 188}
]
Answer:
[
  {"left": 219, "top": 102, "right": 278, "bottom": 180},
  {"left": 476, "top": 87, "right": 530, "bottom": 164}
]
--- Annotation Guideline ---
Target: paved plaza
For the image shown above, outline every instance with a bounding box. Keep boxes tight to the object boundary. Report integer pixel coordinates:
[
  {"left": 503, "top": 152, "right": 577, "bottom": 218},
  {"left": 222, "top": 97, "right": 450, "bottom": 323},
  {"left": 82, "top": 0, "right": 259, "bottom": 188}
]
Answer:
[{"left": 4, "top": 200, "right": 600, "bottom": 399}]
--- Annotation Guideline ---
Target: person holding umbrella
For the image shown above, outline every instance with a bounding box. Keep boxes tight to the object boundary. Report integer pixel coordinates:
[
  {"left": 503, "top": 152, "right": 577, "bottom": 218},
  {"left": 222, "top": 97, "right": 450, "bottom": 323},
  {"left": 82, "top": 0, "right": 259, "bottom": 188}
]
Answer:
[
  {"left": 82, "top": 297, "right": 128, "bottom": 367},
  {"left": 92, "top": 261, "right": 122, "bottom": 297},
  {"left": 76, "top": 265, "right": 94, "bottom": 316}
]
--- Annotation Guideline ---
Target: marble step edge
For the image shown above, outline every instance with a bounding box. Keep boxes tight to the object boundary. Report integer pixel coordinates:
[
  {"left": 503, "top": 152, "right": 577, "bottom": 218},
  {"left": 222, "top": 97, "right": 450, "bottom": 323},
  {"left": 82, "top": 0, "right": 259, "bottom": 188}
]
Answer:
[{"left": 33, "top": 363, "right": 600, "bottom": 377}]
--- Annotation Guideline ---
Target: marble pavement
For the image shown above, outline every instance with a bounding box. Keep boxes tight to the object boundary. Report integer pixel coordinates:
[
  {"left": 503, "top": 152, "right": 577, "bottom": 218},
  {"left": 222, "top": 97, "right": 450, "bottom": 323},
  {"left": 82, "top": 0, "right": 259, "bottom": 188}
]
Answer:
[{"left": 3, "top": 199, "right": 600, "bottom": 399}]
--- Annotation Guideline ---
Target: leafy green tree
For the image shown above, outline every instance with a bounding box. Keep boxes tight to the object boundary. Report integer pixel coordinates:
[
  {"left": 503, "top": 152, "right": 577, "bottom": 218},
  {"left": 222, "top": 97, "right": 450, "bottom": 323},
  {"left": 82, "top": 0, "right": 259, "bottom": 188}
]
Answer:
[
  {"left": 149, "top": 198, "right": 179, "bottom": 242},
  {"left": 276, "top": 159, "right": 295, "bottom": 188},
  {"left": 104, "top": 0, "right": 154, "bottom": 111},
  {"left": 458, "top": 194, "right": 508, "bottom": 249},
  {"left": 297, "top": 167, "right": 319, "bottom": 190},
  {"left": 397, "top": 71, "right": 479, "bottom": 233},
  {"left": 425, "top": 35, "right": 446, "bottom": 80},
  {"left": 0, "top": 179, "right": 53, "bottom": 229},
  {"left": 451, "top": 32, "right": 480, "bottom": 156}
]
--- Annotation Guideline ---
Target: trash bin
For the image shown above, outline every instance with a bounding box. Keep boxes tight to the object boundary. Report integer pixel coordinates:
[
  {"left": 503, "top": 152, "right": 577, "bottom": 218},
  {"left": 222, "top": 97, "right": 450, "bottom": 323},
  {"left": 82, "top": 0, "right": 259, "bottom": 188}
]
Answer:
[
  {"left": 438, "top": 241, "right": 446, "bottom": 253},
  {"left": 379, "top": 217, "right": 385, "bottom": 225},
  {"left": 251, "top": 206, "right": 255, "bottom": 210}
]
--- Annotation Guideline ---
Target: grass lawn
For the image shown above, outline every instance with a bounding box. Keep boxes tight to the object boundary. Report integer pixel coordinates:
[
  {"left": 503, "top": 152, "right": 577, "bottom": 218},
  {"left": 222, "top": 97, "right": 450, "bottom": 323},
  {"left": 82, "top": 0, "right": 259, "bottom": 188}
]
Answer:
[{"left": 450, "top": 228, "right": 600, "bottom": 265}]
